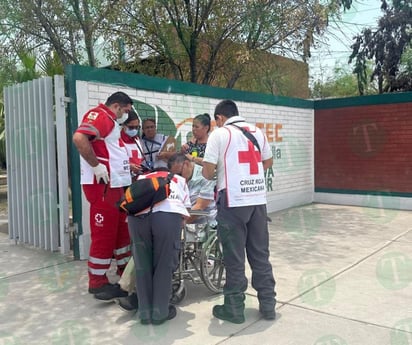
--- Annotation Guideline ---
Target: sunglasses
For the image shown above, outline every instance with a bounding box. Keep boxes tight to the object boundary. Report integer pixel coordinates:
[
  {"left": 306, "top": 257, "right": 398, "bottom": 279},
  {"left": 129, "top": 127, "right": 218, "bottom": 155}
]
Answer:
[{"left": 126, "top": 125, "right": 141, "bottom": 130}]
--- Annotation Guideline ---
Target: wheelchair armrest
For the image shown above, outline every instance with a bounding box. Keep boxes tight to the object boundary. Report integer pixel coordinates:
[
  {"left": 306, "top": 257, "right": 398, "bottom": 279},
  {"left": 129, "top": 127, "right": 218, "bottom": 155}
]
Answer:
[{"left": 188, "top": 209, "right": 210, "bottom": 216}]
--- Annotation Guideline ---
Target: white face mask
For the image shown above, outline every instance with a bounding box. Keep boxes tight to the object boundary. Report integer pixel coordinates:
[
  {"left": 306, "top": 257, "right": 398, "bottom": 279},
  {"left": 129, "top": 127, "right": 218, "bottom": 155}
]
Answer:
[
  {"left": 117, "top": 113, "right": 129, "bottom": 124},
  {"left": 125, "top": 128, "right": 138, "bottom": 137}
]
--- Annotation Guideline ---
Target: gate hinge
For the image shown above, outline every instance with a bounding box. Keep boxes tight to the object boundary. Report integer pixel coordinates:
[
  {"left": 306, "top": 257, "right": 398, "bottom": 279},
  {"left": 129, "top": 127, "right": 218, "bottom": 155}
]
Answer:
[
  {"left": 60, "top": 96, "right": 72, "bottom": 107},
  {"left": 65, "top": 222, "right": 79, "bottom": 236}
]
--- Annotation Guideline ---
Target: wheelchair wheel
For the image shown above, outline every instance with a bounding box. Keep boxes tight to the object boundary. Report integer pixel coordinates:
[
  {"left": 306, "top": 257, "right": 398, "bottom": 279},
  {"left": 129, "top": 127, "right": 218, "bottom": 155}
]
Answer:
[
  {"left": 170, "top": 280, "right": 186, "bottom": 305},
  {"left": 200, "top": 232, "right": 225, "bottom": 293}
]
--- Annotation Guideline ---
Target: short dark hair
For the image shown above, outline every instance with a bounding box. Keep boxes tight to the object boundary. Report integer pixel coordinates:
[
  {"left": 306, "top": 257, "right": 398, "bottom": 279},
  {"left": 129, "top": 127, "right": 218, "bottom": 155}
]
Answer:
[
  {"left": 214, "top": 100, "right": 239, "bottom": 119},
  {"left": 167, "top": 153, "right": 190, "bottom": 170},
  {"left": 124, "top": 110, "right": 140, "bottom": 125},
  {"left": 194, "top": 113, "right": 211, "bottom": 133},
  {"left": 105, "top": 92, "right": 133, "bottom": 107},
  {"left": 142, "top": 118, "right": 156, "bottom": 127}
]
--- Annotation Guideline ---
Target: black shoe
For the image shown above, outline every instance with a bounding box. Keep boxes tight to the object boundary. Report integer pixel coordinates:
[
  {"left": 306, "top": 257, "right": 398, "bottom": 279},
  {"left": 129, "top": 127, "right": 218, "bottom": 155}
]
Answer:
[
  {"left": 259, "top": 308, "right": 276, "bottom": 320},
  {"left": 152, "top": 305, "right": 177, "bottom": 325},
  {"left": 212, "top": 304, "right": 245, "bottom": 324},
  {"left": 88, "top": 283, "right": 114, "bottom": 294},
  {"left": 118, "top": 293, "right": 138, "bottom": 312},
  {"left": 93, "top": 283, "right": 128, "bottom": 302},
  {"left": 140, "top": 318, "right": 151, "bottom": 325}
]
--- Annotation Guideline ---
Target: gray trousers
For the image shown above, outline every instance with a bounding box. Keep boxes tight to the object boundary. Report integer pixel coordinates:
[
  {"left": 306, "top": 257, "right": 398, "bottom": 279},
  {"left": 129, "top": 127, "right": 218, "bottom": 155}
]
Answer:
[
  {"left": 128, "top": 212, "right": 182, "bottom": 321},
  {"left": 216, "top": 191, "right": 276, "bottom": 311}
]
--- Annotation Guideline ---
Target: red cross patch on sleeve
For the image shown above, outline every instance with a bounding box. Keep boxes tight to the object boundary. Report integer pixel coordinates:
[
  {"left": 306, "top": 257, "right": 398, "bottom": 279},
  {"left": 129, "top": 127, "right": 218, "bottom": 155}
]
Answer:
[{"left": 86, "top": 111, "right": 99, "bottom": 122}]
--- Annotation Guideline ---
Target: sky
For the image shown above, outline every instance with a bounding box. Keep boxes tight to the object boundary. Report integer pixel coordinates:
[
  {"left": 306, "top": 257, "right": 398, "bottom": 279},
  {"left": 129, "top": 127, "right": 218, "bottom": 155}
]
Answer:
[{"left": 309, "top": 0, "right": 383, "bottom": 83}]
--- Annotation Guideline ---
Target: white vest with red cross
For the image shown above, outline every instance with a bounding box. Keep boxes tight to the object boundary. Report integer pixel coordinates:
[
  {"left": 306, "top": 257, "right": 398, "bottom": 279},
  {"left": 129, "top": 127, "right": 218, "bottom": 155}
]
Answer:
[
  {"left": 123, "top": 136, "right": 144, "bottom": 166},
  {"left": 80, "top": 120, "right": 131, "bottom": 188},
  {"left": 223, "top": 123, "right": 267, "bottom": 207}
]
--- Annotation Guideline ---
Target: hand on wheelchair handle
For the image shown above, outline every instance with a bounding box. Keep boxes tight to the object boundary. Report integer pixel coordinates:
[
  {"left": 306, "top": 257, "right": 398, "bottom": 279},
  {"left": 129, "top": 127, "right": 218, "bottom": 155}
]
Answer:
[{"left": 209, "top": 220, "right": 218, "bottom": 229}]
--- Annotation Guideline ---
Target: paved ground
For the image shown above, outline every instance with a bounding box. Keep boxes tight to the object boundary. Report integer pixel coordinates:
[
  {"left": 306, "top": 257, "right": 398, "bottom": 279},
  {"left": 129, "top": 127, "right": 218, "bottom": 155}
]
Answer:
[{"left": 1, "top": 203, "right": 412, "bottom": 345}]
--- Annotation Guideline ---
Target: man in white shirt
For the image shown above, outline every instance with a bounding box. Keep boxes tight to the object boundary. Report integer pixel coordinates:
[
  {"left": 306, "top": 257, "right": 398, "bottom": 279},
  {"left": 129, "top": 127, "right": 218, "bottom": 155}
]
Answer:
[
  {"left": 127, "top": 171, "right": 191, "bottom": 325},
  {"left": 168, "top": 153, "right": 216, "bottom": 224},
  {"left": 202, "top": 99, "right": 276, "bottom": 324}
]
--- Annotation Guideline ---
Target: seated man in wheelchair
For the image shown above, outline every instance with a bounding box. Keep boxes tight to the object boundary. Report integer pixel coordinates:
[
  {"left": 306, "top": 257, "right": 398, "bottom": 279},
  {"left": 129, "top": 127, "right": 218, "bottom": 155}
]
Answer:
[{"left": 168, "top": 152, "right": 216, "bottom": 227}]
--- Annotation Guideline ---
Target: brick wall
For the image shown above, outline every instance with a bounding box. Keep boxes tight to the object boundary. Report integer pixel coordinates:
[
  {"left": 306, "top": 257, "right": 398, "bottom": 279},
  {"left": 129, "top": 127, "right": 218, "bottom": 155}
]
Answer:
[{"left": 315, "top": 102, "right": 412, "bottom": 194}]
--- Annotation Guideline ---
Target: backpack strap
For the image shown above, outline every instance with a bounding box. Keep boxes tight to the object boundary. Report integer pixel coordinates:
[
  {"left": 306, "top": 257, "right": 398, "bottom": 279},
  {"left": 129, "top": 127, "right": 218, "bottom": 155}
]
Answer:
[
  {"left": 146, "top": 172, "right": 175, "bottom": 215},
  {"left": 230, "top": 123, "right": 261, "bottom": 152},
  {"left": 134, "top": 138, "right": 153, "bottom": 172}
]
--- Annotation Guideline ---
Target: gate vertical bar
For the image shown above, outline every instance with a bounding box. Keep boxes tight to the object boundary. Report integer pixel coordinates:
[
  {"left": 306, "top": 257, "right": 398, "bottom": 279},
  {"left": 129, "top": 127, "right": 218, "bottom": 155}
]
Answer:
[
  {"left": 4, "top": 86, "right": 18, "bottom": 241},
  {"left": 38, "top": 77, "right": 59, "bottom": 251},
  {"left": 34, "top": 78, "right": 47, "bottom": 249},
  {"left": 30, "top": 80, "right": 41, "bottom": 247},
  {"left": 54, "top": 75, "right": 70, "bottom": 254},
  {"left": 22, "top": 82, "right": 32, "bottom": 244}
]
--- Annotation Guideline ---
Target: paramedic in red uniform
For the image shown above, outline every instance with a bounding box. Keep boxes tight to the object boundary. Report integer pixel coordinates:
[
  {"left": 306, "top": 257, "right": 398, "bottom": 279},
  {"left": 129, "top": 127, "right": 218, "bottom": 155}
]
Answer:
[
  {"left": 202, "top": 99, "right": 277, "bottom": 324},
  {"left": 121, "top": 110, "right": 144, "bottom": 180},
  {"left": 72, "top": 91, "right": 133, "bottom": 298}
]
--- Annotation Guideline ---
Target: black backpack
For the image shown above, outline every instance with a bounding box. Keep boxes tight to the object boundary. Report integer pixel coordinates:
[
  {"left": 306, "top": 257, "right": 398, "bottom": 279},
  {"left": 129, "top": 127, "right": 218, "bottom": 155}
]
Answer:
[{"left": 118, "top": 172, "right": 174, "bottom": 215}]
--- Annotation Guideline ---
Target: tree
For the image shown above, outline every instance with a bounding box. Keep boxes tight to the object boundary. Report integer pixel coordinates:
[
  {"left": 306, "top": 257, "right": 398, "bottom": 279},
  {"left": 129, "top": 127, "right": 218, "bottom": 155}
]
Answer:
[
  {"left": 0, "top": 0, "right": 124, "bottom": 67},
  {"left": 349, "top": 0, "right": 412, "bottom": 94},
  {"left": 311, "top": 63, "right": 377, "bottom": 99},
  {"left": 0, "top": 0, "right": 353, "bottom": 92},
  {"left": 0, "top": 45, "right": 63, "bottom": 169},
  {"left": 106, "top": 0, "right": 353, "bottom": 89}
]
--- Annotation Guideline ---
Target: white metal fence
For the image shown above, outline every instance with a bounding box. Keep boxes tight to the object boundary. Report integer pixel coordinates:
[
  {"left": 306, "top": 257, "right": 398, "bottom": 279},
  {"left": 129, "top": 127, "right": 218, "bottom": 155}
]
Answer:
[{"left": 3, "top": 76, "right": 70, "bottom": 254}]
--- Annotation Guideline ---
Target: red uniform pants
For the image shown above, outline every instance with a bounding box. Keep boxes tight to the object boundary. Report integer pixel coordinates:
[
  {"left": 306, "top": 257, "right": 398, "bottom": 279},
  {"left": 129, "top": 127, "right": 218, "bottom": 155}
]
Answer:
[{"left": 83, "top": 184, "right": 131, "bottom": 289}]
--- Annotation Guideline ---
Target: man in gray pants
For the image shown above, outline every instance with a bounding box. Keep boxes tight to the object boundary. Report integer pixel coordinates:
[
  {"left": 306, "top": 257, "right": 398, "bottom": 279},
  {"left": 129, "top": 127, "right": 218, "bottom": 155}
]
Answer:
[
  {"left": 128, "top": 171, "right": 191, "bottom": 325},
  {"left": 202, "top": 99, "right": 276, "bottom": 324}
]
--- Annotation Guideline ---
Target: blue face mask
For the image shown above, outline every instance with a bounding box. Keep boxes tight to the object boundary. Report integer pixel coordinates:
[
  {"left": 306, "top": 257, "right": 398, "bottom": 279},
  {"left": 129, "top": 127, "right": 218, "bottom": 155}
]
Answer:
[{"left": 125, "top": 128, "right": 139, "bottom": 137}]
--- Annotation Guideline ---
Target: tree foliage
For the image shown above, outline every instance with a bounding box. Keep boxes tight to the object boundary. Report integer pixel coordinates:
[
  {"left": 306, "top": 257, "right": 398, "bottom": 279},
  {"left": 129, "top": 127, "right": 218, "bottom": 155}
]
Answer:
[
  {"left": 0, "top": 0, "right": 353, "bottom": 92},
  {"left": 311, "top": 63, "right": 377, "bottom": 99},
  {"left": 109, "top": 0, "right": 353, "bottom": 88},
  {"left": 0, "top": 0, "right": 125, "bottom": 67},
  {"left": 349, "top": 0, "right": 412, "bottom": 94}
]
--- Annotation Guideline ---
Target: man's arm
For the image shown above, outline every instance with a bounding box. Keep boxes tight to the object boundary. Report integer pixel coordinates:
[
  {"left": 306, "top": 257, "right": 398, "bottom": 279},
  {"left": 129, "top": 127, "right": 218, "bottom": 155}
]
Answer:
[
  {"left": 158, "top": 150, "right": 175, "bottom": 161},
  {"left": 262, "top": 157, "right": 273, "bottom": 171},
  {"left": 72, "top": 132, "right": 99, "bottom": 167},
  {"left": 186, "top": 197, "right": 212, "bottom": 223},
  {"left": 191, "top": 197, "right": 212, "bottom": 211},
  {"left": 202, "top": 162, "right": 216, "bottom": 180}
]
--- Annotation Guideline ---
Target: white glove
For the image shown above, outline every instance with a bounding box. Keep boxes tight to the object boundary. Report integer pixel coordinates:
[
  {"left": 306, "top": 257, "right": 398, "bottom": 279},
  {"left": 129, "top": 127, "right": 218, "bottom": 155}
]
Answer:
[{"left": 92, "top": 163, "right": 110, "bottom": 184}]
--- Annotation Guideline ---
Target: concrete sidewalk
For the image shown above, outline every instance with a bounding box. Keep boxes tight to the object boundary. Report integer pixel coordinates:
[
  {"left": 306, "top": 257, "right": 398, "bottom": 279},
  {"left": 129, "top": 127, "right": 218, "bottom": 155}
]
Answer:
[{"left": 1, "top": 203, "right": 411, "bottom": 345}]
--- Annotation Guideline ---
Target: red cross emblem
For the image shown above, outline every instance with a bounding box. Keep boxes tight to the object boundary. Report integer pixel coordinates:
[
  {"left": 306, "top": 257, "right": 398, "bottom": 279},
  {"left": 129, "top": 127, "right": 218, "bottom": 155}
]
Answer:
[
  {"left": 130, "top": 149, "right": 142, "bottom": 165},
  {"left": 238, "top": 141, "right": 261, "bottom": 174}
]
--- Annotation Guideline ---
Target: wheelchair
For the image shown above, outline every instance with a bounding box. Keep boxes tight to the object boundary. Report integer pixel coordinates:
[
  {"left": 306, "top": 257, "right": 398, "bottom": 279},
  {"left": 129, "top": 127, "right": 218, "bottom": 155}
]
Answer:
[{"left": 170, "top": 210, "right": 225, "bottom": 304}]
